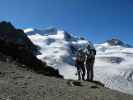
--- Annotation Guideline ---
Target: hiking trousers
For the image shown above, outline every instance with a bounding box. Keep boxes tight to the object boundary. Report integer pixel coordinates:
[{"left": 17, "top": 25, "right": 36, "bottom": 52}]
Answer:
[
  {"left": 86, "top": 57, "right": 95, "bottom": 81},
  {"left": 75, "top": 61, "right": 85, "bottom": 80}
]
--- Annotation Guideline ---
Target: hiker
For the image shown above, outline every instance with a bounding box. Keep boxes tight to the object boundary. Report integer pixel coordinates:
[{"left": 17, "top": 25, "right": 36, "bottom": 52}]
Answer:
[
  {"left": 75, "top": 48, "right": 86, "bottom": 80},
  {"left": 84, "top": 43, "right": 96, "bottom": 81}
]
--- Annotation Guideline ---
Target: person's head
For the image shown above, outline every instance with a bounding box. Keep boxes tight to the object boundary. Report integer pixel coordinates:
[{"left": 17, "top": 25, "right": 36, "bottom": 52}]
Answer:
[
  {"left": 78, "top": 48, "right": 82, "bottom": 52},
  {"left": 87, "top": 44, "right": 91, "bottom": 49}
]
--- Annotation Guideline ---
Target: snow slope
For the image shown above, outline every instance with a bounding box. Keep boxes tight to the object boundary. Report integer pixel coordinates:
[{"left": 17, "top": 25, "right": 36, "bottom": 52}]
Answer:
[
  {"left": 25, "top": 28, "right": 133, "bottom": 95},
  {"left": 25, "top": 28, "right": 90, "bottom": 79},
  {"left": 95, "top": 42, "right": 133, "bottom": 94}
]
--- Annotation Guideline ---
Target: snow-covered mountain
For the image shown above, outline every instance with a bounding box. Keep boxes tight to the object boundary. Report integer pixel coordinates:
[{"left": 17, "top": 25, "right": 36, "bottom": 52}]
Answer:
[
  {"left": 24, "top": 28, "right": 89, "bottom": 79},
  {"left": 25, "top": 28, "right": 133, "bottom": 95}
]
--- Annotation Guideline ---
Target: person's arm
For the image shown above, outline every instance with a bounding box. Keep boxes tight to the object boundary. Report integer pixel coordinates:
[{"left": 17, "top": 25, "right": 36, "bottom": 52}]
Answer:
[
  {"left": 94, "top": 49, "right": 96, "bottom": 55},
  {"left": 75, "top": 59, "right": 77, "bottom": 67},
  {"left": 75, "top": 52, "right": 78, "bottom": 67},
  {"left": 88, "top": 50, "right": 92, "bottom": 57}
]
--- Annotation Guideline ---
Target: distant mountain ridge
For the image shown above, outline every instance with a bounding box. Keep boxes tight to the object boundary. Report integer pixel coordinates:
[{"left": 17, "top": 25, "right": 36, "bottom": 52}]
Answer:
[
  {"left": 24, "top": 28, "right": 58, "bottom": 36},
  {"left": 25, "top": 28, "right": 81, "bottom": 42}
]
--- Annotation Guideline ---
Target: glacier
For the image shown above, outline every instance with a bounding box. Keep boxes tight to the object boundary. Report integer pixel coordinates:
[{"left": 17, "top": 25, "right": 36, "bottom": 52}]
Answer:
[{"left": 24, "top": 28, "right": 133, "bottom": 95}]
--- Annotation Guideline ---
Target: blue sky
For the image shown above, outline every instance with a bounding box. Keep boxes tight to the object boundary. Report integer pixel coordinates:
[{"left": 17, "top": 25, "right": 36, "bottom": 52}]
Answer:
[{"left": 0, "top": 0, "right": 133, "bottom": 44}]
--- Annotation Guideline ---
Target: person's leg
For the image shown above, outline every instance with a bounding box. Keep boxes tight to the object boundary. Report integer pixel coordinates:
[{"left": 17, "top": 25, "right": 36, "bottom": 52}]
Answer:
[
  {"left": 77, "top": 66, "right": 81, "bottom": 80},
  {"left": 88, "top": 65, "right": 92, "bottom": 81},
  {"left": 86, "top": 63, "right": 89, "bottom": 81},
  {"left": 86, "top": 60, "right": 91, "bottom": 81},
  {"left": 81, "top": 63, "right": 85, "bottom": 80},
  {"left": 90, "top": 58, "right": 95, "bottom": 81},
  {"left": 90, "top": 66, "right": 93, "bottom": 81}
]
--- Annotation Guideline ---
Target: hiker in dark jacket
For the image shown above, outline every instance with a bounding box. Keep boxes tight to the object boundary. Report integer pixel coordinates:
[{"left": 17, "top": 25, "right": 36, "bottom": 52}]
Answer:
[
  {"left": 75, "top": 48, "right": 86, "bottom": 80},
  {"left": 84, "top": 43, "right": 96, "bottom": 81}
]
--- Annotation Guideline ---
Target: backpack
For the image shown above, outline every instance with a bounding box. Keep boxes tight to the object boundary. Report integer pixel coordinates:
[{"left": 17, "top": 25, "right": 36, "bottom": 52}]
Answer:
[
  {"left": 90, "top": 49, "right": 96, "bottom": 57},
  {"left": 86, "top": 48, "right": 96, "bottom": 59},
  {"left": 76, "top": 49, "right": 85, "bottom": 62}
]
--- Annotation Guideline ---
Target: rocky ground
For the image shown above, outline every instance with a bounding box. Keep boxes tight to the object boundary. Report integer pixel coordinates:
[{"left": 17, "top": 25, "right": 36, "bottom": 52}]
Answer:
[{"left": 0, "top": 61, "right": 133, "bottom": 100}]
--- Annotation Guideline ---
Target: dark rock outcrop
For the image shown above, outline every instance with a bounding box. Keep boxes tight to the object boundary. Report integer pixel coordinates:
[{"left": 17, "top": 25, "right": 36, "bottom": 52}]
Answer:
[
  {"left": 0, "top": 21, "right": 39, "bottom": 54},
  {"left": 0, "top": 21, "right": 62, "bottom": 78}
]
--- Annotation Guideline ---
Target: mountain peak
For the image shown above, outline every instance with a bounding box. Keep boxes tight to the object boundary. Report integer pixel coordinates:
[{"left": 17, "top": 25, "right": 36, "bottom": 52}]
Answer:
[
  {"left": 25, "top": 28, "right": 75, "bottom": 41},
  {"left": 107, "top": 38, "right": 124, "bottom": 46},
  {"left": 24, "top": 27, "right": 58, "bottom": 35},
  {"left": 106, "top": 38, "right": 132, "bottom": 47},
  {"left": 0, "top": 21, "right": 15, "bottom": 34}
]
